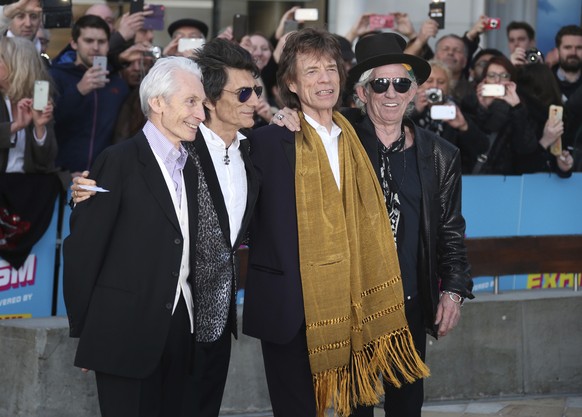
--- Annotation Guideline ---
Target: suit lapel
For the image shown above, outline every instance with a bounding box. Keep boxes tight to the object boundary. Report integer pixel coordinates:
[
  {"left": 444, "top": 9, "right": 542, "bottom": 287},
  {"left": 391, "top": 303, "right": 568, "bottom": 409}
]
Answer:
[
  {"left": 193, "top": 132, "right": 232, "bottom": 248},
  {"left": 183, "top": 155, "right": 199, "bottom": 255},
  {"left": 355, "top": 116, "right": 381, "bottom": 179},
  {"left": 136, "top": 132, "right": 182, "bottom": 233},
  {"left": 234, "top": 138, "right": 258, "bottom": 249}
]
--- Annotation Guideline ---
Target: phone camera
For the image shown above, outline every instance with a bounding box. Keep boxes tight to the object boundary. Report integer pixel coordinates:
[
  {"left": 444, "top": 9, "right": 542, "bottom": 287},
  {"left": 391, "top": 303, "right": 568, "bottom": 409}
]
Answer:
[
  {"left": 426, "top": 88, "right": 444, "bottom": 104},
  {"left": 525, "top": 48, "right": 543, "bottom": 64},
  {"left": 145, "top": 46, "right": 162, "bottom": 60}
]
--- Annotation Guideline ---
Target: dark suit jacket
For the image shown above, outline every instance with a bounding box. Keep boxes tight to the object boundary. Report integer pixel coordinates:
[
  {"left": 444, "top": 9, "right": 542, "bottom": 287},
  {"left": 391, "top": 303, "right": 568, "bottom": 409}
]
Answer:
[
  {"left": 0, "top": 97, "right": 57, "bottom": 173},
  {"left": 190, "top": 130, "right": 258, "bottom": 337},
  {"left": 63, "top": 131, "right": 198, "bottom": 379},
  {"left": 242, "top": 124, "right": 304, "bottom": 344}
]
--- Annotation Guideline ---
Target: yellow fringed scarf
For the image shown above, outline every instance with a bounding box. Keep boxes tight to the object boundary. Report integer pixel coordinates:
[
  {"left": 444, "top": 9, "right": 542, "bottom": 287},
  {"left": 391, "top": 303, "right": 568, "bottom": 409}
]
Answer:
[{"left": 295, "top": 111, "right": 430, "bottom": 417}]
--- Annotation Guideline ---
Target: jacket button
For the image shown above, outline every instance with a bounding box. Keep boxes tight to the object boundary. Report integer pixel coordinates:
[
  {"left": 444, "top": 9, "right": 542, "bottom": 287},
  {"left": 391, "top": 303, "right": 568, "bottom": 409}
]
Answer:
[
  {"left": 166, "top": 303, "right": 173, "bottom": 310},
  {"left": 172, "top": 271, "right": 179, "bottom": 277},
  {"left": 174, "top": 238, "right": 181, "bottom": 245}
]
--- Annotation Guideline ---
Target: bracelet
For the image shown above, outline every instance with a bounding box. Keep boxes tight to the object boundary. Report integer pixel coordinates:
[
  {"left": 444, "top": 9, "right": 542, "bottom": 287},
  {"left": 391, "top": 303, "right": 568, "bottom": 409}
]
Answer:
[{"left": 441, "top": 290, "right": 464, "bottom": 305}]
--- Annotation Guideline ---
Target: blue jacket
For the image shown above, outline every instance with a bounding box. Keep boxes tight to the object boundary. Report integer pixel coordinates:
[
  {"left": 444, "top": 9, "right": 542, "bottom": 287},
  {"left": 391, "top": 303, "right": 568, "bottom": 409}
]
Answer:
[{"left": 50, "top": 62, "right": 128, "bottom": 172}]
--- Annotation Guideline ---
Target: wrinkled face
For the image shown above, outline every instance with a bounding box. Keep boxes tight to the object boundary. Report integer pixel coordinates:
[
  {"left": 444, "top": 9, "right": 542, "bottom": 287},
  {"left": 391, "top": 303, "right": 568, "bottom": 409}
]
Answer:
[
  {"left": 172, "top": 26, "right": 204, "bottom": 40},
  {"left": 288, "top": 52, "right": 340, "bottom": 117},
  {"left": 508, "top": 29, "right": 534, "bottom": 53},
  {"left": 208, "top": 67, "right": 260, "bottom": 132},
  {"left": 421, "top": 65, "right": 449, "bottom": 95},
  {"left": 9, "top": 2, "right": 41, "bottom": 40},
  {"left": 435, "top": 37, "right": 467, "bottom": 75},
  {"left": 71, "top": 27, "right": 109, "bottom": 68},
  {"left": 558, "top": 34, "right": 582, "bottom": 72},
  {"left": 152, "top": 70, "right": 206, "bottom": 146},
  {"left": 356, "top": 64, "right": 417, "bottom": 128},
  {"left": 484, "top": 63, "right": 512, "bottom": 85},
  {"left": 250, "top": 35, "right": 272, "bottom": 70}
]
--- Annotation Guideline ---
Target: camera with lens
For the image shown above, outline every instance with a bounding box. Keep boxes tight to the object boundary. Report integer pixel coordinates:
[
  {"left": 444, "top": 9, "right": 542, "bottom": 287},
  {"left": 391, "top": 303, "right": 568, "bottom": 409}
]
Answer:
[
  {"left": 425, "top": 88, "right": 444, "bottom": 104},
  {"left": 525, "top": 48, "right": 543, "bottom": 64},
  {"left": 144, "top": 46, "right": 162, "bottom": 60}
]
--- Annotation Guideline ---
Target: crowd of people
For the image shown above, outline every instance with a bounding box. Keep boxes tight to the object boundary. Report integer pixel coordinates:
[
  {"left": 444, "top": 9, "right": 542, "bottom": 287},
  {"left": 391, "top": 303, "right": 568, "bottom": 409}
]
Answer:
[
  {"left": 1, "top": 1, "right": 581, "bottom": 416},
  {"left": 0, "top": 0, "right": 579, "bottom": 177}
]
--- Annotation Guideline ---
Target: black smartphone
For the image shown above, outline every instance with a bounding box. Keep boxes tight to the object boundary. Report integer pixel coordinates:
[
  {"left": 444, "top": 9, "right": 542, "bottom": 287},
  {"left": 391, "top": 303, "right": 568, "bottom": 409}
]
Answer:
[
  {"left": 129, "top": 0, "right": 144, "bottom": 14},
  {"left": 428, "top": 1, "right": 445, "bottom": 29},
  {"left": 233, "top": 13, "right": 248, "bottom": 42}
]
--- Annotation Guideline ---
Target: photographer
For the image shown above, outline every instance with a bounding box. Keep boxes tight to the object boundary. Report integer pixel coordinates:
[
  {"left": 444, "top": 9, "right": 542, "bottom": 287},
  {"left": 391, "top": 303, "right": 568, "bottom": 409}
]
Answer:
[
  {"left": 461, "top": 55, "right": 538, "bottom": 174},
  {"left": 412, "top": 60, "right": 488, "bottom": 173},
  {"left": 507, "top": 21, "right": 542, "bottom": 67}
]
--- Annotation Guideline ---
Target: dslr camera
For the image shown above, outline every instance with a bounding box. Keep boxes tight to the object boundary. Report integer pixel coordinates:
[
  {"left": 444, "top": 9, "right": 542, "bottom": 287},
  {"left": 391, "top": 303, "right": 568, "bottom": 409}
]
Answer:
[
  {"left": 525, "top": 48, "right": 543, "bottom": 64},
  {"left": 425, "top": 88, "right": 444, "bottom": 104}
]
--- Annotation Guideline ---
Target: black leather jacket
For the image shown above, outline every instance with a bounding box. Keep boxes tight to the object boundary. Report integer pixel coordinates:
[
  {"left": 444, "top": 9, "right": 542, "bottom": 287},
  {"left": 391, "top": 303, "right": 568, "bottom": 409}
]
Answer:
[{"left": 346, "top": 111, "right": 473, "bottom": 338}]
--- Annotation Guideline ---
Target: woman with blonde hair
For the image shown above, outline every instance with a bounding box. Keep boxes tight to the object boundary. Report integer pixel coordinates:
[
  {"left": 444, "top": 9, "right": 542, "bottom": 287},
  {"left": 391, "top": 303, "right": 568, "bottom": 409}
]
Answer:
[{"left": 0, "top": 36, "right": 56, "bottom": 173}]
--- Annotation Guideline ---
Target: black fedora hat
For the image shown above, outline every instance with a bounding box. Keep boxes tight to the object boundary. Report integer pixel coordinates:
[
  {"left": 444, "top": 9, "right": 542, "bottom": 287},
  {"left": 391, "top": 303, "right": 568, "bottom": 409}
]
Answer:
[
  {"left": 348, "top": 33, "right": 431, "bottom": 86},
  {"left": 167, "top": 18, "right": 209, "bottom": 39}
]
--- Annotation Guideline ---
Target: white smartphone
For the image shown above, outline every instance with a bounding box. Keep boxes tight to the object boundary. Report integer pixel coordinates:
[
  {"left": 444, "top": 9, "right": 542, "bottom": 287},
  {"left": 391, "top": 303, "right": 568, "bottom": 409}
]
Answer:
[
  {"left": 178, "top": 38, "right": 205, "bottom": 53},
  {"left": 481, "top": 84, "right": 505, "bottom": 97},
  {"left": 33, "top": 80, "right": 50, "bottom": 111},
  {"left": 294, "top": 8, "right": 318, "bottom": 21},
  {"left": 430, "top": 105, "right": 456, "bottom": 120}
]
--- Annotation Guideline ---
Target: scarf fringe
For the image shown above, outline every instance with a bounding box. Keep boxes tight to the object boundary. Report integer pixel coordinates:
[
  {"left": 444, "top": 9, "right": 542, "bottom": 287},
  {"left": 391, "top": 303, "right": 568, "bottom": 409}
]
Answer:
[{"left": 313, "top": 328, "right": 430, "bottom": 417}]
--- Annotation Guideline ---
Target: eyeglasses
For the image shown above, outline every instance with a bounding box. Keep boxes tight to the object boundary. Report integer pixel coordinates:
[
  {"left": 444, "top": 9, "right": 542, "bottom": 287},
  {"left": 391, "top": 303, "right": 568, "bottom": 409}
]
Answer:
[
  {"left": 223, "top": 86, "right": 263, "bottom": 103},
  {"left": 485, "top": 72, "right": 511, "bottom": 81},
  {"left": 368, "top": 78, "right": 413, "bottom": 94}
]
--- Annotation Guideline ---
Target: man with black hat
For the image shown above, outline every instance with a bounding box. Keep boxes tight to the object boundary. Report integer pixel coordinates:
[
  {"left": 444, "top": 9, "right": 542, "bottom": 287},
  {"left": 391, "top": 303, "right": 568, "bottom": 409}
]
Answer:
[
  {"left": 163, "top": 17, "right": 209, "bottom": 57},
  {"left": 272, "top": 31, "right": 473, "bottom": 417}
]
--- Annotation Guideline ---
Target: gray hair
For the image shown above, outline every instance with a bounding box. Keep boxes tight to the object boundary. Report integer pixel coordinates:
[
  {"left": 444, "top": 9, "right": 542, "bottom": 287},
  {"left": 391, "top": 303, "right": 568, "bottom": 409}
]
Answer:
[
  {"left": 352, "top": 65, "right": 417, "bottom": 116},
  {"left": 139, "top": 56, "right": 203, "bottom": 118},
  {"left": 427, "top": 59, "right": 453, "bottom": 93}
]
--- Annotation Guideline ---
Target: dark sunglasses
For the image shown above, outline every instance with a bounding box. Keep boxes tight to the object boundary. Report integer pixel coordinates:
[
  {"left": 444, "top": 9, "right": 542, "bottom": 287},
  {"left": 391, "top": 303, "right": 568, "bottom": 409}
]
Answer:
[
  {"left": 368, "top": 78, "right": 413, "bottom": 94},
  {"left": 223, "top": 86, "right": 263, "bottom": 103}
]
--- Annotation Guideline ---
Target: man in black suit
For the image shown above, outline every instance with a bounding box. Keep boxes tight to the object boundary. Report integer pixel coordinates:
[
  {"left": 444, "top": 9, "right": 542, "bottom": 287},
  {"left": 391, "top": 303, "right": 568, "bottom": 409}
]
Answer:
[
  {"left": 63, "top": 56, "right": 206, "bottom": 417},
  {"left": 182, "top": 38, "right": 259, "bottom": 417}
]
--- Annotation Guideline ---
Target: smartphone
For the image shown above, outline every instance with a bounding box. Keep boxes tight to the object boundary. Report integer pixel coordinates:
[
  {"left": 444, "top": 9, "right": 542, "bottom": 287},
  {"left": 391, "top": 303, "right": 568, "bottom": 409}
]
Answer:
[
  {"left": 294, "top": 8, "right": 318, "bottom": 21},
  {"left": 369, "top": 14, "right": 394, "bottom": 30},
  {"left": 129, "top": 0, "right": 144, "bottom": 14},
  {"left": 93, "top": 55, "right": 107, "bottom": 80},
  {"left": 484, "top": 17, "right": 501, "bottom": 30},
  {"left": 178, "top": 38, "right": 205, "bottom": 53},
  {"left": 428, "top": 1, "right": 446, "bottom": 29},
  {"left": 481, "top": 83, "right": 505, "bottom": 97},
  {"left": 549, "top": 104, "right": 563, "bottom": 156},
  {"left": 283, "top": 20, "right": 299, "bottom": 34},
  {"left": 143, "top": 5, "right": 165, "bottom": 31},
  {"left": 430, "top": 105, "right": 456, "bottom": 120},
  {"left": 233, "top": 13, "right": 248, "bottom": 42},
  {"left": 33, "top": 80, "right": 50, "bottom": 111}
]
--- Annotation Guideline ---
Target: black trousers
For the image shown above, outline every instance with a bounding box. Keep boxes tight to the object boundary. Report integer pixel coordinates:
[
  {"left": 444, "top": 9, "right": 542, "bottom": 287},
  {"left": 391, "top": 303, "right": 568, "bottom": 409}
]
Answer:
[
  {"left": 350, "top": 296, "right": 427, "bottom": 417},
  {"left": 188, "top": 323, "right": 232, "bottom": 417},
  {"left": 261, "top": 324, "right": 317, "bottom": 417},
  {"left": 95, "top": 297, "right": 196, "bottom": 417}
]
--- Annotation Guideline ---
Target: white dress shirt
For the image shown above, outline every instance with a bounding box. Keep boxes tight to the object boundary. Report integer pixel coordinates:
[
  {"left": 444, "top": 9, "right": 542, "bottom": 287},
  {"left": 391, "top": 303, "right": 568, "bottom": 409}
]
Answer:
[
  {"left": 304, "top": 113, "right": 342, "bottom": 189},
  {"left": 199, "top": 123, "right": 248, "bottom": 247}
]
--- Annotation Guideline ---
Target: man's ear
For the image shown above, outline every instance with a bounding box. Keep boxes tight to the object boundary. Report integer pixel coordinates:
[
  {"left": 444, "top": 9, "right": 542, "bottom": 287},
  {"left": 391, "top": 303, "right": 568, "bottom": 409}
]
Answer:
[
  {"left": 148, "top": 96, "right": 163, "bottom": 114},
  {"left": 288, "top": 82, "right": 297, "bottom": 94},
  {"left": 355, "top": 84, "right": 367, "bottom": 104},
  {"left": 70, "top": 39, "right": 78, "bottom": 51}
]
